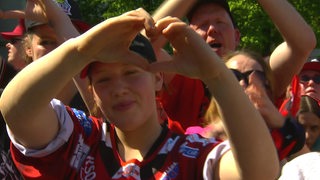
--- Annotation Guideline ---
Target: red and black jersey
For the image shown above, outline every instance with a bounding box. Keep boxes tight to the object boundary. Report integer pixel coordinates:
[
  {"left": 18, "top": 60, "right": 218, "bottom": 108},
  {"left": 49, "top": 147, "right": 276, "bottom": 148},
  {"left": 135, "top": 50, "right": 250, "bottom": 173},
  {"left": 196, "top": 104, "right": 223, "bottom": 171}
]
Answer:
[{"left": 10, "top": 100, "right": 229, "bottom": 179}]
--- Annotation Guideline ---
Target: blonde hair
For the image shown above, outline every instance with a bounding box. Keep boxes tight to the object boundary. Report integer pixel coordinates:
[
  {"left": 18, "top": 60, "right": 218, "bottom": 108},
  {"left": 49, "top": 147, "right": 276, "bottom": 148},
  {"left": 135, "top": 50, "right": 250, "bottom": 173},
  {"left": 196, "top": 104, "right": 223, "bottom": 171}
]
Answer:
[
  {"left": 203, "top": 98, "right": 221, "bottom": 126},
  {"left": 21, "top": 34, "right": 33, "bottom": 64}
]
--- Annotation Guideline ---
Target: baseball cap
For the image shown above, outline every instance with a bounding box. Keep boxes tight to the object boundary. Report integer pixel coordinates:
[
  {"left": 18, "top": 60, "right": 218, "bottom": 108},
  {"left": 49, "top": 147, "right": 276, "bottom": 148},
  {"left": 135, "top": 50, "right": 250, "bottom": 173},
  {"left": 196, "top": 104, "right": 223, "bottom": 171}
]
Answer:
[
  {"left": 301, "top": 58, "right": 320, "bottom": 72},
  {"left": 80, "top": 34, "right": 156, "bottom": 78},
  {"left": 187, "top": 0, "right": 237, "bottom": 28},
  {"left": 0, "top": 19, "right": 26, "bottom": 40},
  {"left": 26, "top": 0, "right": 91, "bottom": 33}
]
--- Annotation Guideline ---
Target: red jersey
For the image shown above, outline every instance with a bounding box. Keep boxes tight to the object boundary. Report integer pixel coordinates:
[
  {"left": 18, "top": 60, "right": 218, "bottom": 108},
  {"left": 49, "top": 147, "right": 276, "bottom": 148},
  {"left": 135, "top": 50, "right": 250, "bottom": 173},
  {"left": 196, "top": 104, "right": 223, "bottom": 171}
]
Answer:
[{"left": 9, "top": 99, "right": 229, "bottom": 179}]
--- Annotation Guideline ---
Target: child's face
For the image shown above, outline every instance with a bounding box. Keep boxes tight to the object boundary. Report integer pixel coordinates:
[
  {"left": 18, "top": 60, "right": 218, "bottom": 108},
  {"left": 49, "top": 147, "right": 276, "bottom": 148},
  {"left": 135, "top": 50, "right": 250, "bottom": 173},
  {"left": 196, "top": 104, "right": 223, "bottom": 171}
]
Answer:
[
  {"left": 90, "top": 62, "right": 163, "bottom": 131},
  {"left": 28, "top": 25, "right": 59, "bottom": 61},
  {"left": 298, "top": 112, "right": 320, "bottom": 149}
]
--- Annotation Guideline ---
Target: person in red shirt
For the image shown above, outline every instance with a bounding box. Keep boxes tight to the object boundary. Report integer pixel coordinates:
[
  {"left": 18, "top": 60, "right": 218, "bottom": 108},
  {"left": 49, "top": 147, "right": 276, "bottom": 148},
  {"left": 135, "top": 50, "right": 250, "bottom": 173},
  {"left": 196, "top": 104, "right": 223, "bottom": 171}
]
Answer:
[
  {"left": 158, "top": 0, "right": 316, "bottom": 131},
  {"left": 299, "top": 58, "right": 320, "bottom": 102},
  {"left": 155, "top": 0, "right": 313, "bottom": 160}
]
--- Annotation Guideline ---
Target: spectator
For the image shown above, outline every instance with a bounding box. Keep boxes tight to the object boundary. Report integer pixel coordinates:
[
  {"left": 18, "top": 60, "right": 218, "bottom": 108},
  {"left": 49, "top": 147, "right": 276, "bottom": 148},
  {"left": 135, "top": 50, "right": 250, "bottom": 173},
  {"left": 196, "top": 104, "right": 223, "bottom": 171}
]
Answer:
[
  {"left": 0, "top": 56, "right": 21, "bottom": 179},
  {"left": 1, "top": 19, "right": 27, "bottom": 71},
  {"left": 297, "top": 95, "right": 320, "bottom": 152},
  {"left": 22, "top": 0, "right": 90, "bottom": 114},
  {"left": 157, "top": 0, "right": 316, "bottom": 131},
  {"left": 0, "top": 9, "right": 279, "bottom": 179},
  {"left": 225, "top": 50, "right": 306, "bottom": 159},
  {"left": 279, "top": 151, "right": 320, "bottom": 180},
  {"left": 186, "top": 50, "right": 306, "bottom": 160},
  {"left": 299, "top": 58, "right": 320, "bottom": 101}
]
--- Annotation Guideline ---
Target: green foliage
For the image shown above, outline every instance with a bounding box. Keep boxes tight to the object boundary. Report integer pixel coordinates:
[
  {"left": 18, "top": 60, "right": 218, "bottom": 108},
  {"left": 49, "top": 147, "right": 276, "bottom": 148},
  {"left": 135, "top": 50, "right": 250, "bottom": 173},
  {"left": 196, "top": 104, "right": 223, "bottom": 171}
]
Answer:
[
  {"left": 229, "top": 0, "right": 319, "bottom": 56},
  {"left": 77, "top": 0, "right": 319, "bottom": 56},
  {"left": 76, "top": 0, "right": 162, "bottom": 25}
]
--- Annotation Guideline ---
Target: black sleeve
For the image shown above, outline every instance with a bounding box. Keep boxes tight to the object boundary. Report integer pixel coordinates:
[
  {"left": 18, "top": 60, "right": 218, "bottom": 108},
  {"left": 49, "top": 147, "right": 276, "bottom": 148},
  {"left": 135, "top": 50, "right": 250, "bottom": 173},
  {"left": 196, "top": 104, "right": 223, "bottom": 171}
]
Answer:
[{"left": 271, "top": 116, "right": 306, "bottom": 160}]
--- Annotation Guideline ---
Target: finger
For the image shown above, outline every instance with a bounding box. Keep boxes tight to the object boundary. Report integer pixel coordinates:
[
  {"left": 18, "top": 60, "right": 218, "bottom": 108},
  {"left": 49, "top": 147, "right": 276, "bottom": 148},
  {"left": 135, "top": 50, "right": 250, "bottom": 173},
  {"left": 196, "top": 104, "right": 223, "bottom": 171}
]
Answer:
[
  {"left": 248, "top": 73, "right": 266, "bottom": 93},
  {"left": 123, "top": 8, "right": 155, "bottom": 32},
  {"left": 78, "top": 16, "right": 145, "bottom": 58}
]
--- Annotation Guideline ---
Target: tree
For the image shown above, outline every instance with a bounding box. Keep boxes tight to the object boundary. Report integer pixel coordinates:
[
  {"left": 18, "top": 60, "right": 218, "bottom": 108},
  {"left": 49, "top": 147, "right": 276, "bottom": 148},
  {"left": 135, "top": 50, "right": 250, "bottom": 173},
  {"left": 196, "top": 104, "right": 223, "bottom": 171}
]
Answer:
[
  {"left": 229, "top": 0, "right": 320, "bottom": 56},
  {"left": 77, "top": 0, "right": 319, "bottom": 56},
  {"left": 76, "top": 0, "right": 162, "bottom": 25}
]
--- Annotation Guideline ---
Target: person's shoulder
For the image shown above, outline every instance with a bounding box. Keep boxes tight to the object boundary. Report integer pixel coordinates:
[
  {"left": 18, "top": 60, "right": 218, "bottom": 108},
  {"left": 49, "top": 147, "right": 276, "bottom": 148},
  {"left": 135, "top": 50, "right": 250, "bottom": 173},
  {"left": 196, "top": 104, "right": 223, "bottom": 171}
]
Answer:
[
  {"left": 178, "top": 133, "right": 222, "bottom": 152},
  {"left": 66, "top": 106, "right": 103, "bottom": 137},
  {"left": 285, "top": 152, "right": 320, "bottom": 168},
  {"left": 294, "top": 152, "right": 320, "bottom": 161}
]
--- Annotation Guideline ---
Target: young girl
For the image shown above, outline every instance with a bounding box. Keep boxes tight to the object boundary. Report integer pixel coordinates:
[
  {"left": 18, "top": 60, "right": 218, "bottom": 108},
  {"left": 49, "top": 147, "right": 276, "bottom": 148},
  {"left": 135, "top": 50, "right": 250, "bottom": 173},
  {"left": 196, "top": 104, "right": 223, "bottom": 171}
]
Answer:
[{"left": 0, "top": 8, "right": 279, "bottom": 179}]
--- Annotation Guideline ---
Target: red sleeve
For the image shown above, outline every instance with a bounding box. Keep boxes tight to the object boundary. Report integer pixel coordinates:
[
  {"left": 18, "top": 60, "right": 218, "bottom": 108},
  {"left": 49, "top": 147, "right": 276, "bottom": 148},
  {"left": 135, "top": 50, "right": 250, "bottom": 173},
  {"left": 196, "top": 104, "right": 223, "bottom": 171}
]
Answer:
[{"left": 159, "top": 75, "right": 209, "bottom": 130}]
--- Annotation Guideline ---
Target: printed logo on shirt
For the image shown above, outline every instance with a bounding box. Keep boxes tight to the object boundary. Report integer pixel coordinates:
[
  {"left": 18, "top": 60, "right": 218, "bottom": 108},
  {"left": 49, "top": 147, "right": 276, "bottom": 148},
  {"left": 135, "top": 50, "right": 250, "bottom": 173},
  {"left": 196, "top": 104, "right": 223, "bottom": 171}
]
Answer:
[
  {"left": 70, "top": 134, "right": 90, "bottom": 169},
  {"left": 160, "top": 162, "right": 179, "bottom": 180},
  {"left": 72, "top": 108, "right": 92, "bottom": 136},
  {"left": 80, "top": 156, "right": 96, "bottom": 180},
  {"left": 179, "top": 142, "right": 199, "bottom": 158},
  {"left": 186, "top": 134, "right": 216, "bottom": 146},
  {"left": 159, "top": 136, "right": 180, "bottom": 154},
  {"left": 113, "top": 163, "right": 140, "bottom": 179}
]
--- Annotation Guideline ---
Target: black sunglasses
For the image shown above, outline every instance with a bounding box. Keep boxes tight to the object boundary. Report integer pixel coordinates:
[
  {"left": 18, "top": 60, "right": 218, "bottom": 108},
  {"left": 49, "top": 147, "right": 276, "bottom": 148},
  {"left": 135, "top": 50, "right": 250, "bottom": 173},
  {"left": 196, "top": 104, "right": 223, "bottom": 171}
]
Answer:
[
  {"left": 230, "top": 69, "right": 270, "bottom": 88},
  {"left": 300, "top": 75, "right": 320, "bottom": 84},
  {"left": 9, "top": 38, "right": 22, "bottom": 44}
]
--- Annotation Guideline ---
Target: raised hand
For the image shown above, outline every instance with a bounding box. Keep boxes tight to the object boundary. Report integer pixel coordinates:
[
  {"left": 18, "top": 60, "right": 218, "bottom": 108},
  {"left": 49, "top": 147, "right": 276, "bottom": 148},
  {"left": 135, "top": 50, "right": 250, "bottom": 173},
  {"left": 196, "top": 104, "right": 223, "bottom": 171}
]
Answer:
[
  {"left": 245, "top": 72, "right": 285, "bottom": 128},
  {"left": 74, "top": 8, "right": 156, "bottom": 68},
  {"left": 148, "top": 16, "right": 222, "bottom": 82}
]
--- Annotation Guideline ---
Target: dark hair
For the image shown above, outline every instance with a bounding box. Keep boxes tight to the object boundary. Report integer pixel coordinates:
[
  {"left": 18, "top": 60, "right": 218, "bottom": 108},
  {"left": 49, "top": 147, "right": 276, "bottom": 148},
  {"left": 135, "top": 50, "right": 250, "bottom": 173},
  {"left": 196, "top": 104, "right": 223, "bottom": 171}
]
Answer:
[
  {"left": 0, "top": 57, "right": 17, "bottom": 89},
  {"left": 84, "top": 34, "right": 156, "bottom": 80},
  {"left": 298, "top": 95, "right": 320, "bottom": 118},
  {"left": 187, "top": 0, "right": 237, "bottom": 28}
]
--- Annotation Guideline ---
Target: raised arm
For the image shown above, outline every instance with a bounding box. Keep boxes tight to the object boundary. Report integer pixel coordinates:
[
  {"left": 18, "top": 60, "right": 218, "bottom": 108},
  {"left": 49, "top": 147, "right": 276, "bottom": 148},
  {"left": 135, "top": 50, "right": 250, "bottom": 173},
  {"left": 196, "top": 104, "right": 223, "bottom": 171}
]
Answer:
[
  {"left": 0, "top": 10, "right": 25, "bottom": 19},
  {"left": 149, "top": 0, "right": 196, "bottom": 50},
  {"left": 0, "top": 9, "right": 155, "bottom": 149},
  {"left": 259, "top": 0, "right": 316, "bottom": 98},
  {"left": 150, "top": 17, "right": 279, "bottom": 179},
  {"left": 25, "top": 0, "right": 95, "bottom": 114}
]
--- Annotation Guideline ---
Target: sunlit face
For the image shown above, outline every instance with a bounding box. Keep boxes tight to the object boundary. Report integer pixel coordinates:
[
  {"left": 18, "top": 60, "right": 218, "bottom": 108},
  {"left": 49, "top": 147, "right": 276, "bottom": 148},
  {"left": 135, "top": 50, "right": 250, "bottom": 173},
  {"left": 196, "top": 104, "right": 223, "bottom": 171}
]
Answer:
[
  {"left": 5, "top": 37, "right": 26, "bottom": 70},
  {"left": 27, "top": 25, "right": 59, "bottom": 61},
  {"left": 299, "top": 70, "right": 320, "bottom": 101},
  {"left": 298, "top": 112, "right": 320, "bottom": 149},
  {"left": 90, "top": 62, "right": 163, "bottom": 131},
  {"left": 189, "top": 3, "right": 240, "bottom": 57},
  {"left": 226, "top": 54, "right": 264, "bottom": 88}
]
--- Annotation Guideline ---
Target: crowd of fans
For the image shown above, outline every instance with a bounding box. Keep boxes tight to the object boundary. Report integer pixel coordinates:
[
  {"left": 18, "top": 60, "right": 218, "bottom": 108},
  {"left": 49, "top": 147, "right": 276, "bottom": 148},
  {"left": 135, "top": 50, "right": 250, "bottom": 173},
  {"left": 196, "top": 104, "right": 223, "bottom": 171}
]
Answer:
[{"left": 0, "top": 0, "right": 318, "bottom": 179}]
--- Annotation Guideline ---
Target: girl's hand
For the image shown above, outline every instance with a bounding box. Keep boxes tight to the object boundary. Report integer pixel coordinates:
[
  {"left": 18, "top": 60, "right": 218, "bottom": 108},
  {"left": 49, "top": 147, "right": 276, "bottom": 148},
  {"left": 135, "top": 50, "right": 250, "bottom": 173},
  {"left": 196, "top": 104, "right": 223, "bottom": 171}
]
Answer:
[
  {"left": 148, "top": 16, "right": 222, "bottom": 82},
  {"left": 74, "top": 8, "right": 156, "bottom": 68}
]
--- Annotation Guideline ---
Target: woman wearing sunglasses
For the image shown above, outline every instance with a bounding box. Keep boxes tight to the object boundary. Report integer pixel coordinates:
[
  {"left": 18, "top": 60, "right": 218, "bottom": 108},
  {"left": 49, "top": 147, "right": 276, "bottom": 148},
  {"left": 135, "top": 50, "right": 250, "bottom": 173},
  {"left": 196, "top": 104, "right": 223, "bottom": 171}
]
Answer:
[{"left": 224, "top": 50, "right": 305, "bottom": 160}]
